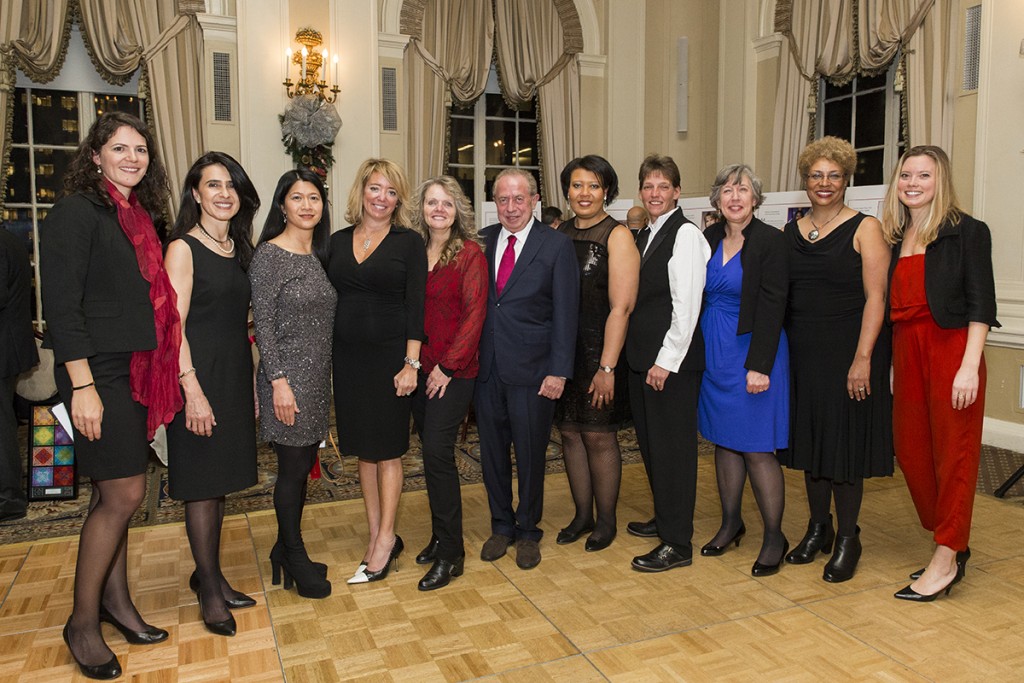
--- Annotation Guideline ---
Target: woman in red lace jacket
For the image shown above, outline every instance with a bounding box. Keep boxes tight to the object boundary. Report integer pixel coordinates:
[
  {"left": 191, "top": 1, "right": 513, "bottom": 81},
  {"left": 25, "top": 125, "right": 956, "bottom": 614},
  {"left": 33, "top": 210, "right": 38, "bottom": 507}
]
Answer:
[{"left": 409, "top": 176, "right": 487, "bottom": 591}]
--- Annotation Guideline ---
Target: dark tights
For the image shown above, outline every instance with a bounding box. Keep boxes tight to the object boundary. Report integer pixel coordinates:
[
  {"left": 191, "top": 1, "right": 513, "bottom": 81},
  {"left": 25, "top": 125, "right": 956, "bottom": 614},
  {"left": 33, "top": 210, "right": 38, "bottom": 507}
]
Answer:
[
  {"left": 273, "top": 443, "right": 318, "bottom": 557},
  {"left": 805, "top": 473, "right": 863, "bottom": 537},
  {"left": 709, "top": 446, "right": 786, "bottom": 564},
  {"left": 560, "top": 428, "right": 622, "bottom": 542},
  {"left": 66, "top": 475, "right": 146, "bottom": 666},
  {"left": 185, "top": 497, "right": 233, "bottom": 623}
]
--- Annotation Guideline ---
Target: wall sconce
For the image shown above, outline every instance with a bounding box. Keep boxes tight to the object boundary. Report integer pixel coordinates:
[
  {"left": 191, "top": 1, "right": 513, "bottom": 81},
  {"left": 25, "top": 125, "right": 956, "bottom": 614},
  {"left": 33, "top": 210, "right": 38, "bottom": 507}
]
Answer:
[{"left": 283, "top": 27, "right": 340, "bottom": 103}]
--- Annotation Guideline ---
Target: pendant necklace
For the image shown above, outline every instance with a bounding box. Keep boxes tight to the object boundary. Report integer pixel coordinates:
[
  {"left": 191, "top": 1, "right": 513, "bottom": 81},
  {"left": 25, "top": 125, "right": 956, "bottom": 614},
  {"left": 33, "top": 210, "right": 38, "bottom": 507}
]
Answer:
[
  {"left": 807, "top": 206, "right": 843, "bottom": 241},
  {"left": 197, "top": 222, "right": 235, "bottom": 254}
]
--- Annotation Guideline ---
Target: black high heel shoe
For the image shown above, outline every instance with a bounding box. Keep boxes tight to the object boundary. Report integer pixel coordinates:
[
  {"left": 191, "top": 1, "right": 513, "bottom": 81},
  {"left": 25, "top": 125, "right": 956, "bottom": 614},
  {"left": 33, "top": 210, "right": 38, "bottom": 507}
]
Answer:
[
  {"left": 894, "top": 562, "right": 964, "bottom": 602},
  {"left": 785, "top": 516, "right": 834, "bottom": 564},
  {"left": 63, "top": 619, "right": 121, "bottom": 680},
  {"left": 700, "top": 524, "right": 746, "bottom": 556},
  {"left": 751, "top": 539, "right": 790, "bottom": 577},
  {"left": 348, "top": 536, "right": 403, "bottom": 584},
  {"left": 197, "top": 589, "right": 236, "bottom": 636},
  {"left": 418, "top": 556, "right": 465, "bottom": 591},
  {"left": 189, "top": 571, "right": 256, "bottom": 609},
  {"left": 909, "top": 547, "right": 970, "bottom": 580},
  {"left": 417, "top": 535, "right": 440, "bottom": 564},
  {"left": 270, "top": 542, "right": 327, "bottom": 582},
  {"left": 270, "top": 551, "right": 332, "bottom": 599},
  {"left": 98, "top": 606, "right": 169, "bottom": 644}
]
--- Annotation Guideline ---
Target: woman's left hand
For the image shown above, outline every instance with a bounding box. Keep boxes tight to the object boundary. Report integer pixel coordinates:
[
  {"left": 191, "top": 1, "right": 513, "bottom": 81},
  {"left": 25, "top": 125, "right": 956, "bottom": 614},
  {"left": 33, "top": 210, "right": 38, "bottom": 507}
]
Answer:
[
  {"left": 425, "top": 365, "right": 451, "bottom": 399},
  {"left": 746, "top": 370, "right": 770, "bottom": 394},
  {"left": 185, "top": 394, "right": 216, "bottom": 437},
  {"left": 589, "top": 370, "right": 615, "bottom": 408},
  {"left": 951, "top": 365, "right": 980, "bottom": 410},
  {"left": 394, "top": 363, "right": 418, "bottom": 397},
  {"left": 847, "top": 356, "right": 871, "bottom": 401}
]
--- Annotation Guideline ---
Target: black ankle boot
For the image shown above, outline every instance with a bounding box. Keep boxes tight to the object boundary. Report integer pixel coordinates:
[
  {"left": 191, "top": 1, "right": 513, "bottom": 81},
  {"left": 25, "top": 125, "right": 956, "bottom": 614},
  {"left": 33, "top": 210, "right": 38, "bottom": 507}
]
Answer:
[
  {"left": 785, "top": 516, "right": 835, "bottom": 565},
  {"left": 822, "top": 527, "right": 861, "bottom": 583}
]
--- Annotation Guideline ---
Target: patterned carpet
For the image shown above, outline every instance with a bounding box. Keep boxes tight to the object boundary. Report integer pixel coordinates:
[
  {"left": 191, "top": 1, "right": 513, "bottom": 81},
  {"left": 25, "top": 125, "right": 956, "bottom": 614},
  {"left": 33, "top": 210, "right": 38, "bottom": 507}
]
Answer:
[{"left": 2, "top": 415, "right": 1023, "bottom": 545}]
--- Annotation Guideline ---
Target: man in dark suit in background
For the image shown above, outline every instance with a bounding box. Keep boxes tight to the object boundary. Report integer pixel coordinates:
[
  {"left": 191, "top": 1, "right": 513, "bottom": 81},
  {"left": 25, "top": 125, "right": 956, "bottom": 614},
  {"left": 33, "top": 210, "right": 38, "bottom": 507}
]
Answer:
[
  {"left": 0, "top": 227, "right": 40, "bottom": 522},
  {"left": 476, "top": 168, "right": 580, "bottom": 570},
  {"left": 624, "top": 154, "right": 710, "bottom": 572}
]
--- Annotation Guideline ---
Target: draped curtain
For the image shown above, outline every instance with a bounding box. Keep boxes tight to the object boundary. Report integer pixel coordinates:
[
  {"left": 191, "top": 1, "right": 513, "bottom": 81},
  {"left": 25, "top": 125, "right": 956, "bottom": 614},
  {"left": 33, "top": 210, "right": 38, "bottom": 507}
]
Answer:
[
  {"left": 0, "top": 0, "right": 205, "bottom": 215},
  {"left": 771, "top": 0, "right": 950, "bottom": 190}
]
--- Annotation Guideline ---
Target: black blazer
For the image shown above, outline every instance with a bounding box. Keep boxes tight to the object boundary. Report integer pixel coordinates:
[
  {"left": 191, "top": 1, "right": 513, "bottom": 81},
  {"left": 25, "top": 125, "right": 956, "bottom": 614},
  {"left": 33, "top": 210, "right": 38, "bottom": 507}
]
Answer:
[
  {"left": 40, "top": 192, "right": 156, "bottom": 364},
  {"left": 886, "top": 212, "right": 999, "bottom": 329},
  {"left": 0, "top": 227, "right": 39, "bottom": 378},
  {"left": 704, "top": 218, "right": 788, "bottom": 375}
]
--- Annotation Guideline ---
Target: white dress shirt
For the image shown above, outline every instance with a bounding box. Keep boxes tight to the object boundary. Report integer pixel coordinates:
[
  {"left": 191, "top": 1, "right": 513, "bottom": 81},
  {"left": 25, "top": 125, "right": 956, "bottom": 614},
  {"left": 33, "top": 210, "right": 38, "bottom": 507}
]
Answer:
[{"left": 494, "top": 217, "right": 536, "bottom": 282}]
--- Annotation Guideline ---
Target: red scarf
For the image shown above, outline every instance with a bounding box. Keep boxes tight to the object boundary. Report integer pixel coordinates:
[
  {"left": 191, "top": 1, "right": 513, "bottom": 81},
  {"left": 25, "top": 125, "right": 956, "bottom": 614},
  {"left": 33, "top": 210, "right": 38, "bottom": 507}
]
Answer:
[{"left": 104, "top": 179, "right": 183, "bottom": 439}]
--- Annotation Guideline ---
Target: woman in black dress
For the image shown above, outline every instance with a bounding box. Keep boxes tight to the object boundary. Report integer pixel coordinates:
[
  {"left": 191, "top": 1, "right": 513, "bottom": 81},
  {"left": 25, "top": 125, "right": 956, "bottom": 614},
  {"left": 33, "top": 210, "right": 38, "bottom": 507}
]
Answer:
[
  {"left": 165, "top": 152, "right": 259, "bottom": 636},
  {"left": 554, "top": 155, "right": 639, "bottom": 552},
  {"left": 330, "top": 159, "right": 426, "bottom": 584},
  {"left": 251, "top": 169, "right": 335, "bottom": 599},
  {"left": 781, "top": 136, "right": 893, "bottom": 582},
  {"left": 41, "top": 112, "right": 177, "bottom": 679}
]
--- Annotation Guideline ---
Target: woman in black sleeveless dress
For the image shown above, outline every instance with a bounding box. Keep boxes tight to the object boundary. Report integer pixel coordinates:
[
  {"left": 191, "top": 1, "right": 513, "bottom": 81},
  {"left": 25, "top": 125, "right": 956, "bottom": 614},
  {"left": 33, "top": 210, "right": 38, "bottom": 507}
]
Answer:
[
  {"left": 165, "top": 152, "right": 260, "bottom": 636},
  {"left": 554, "top": 156, "right": 639, "bottom": 551}
]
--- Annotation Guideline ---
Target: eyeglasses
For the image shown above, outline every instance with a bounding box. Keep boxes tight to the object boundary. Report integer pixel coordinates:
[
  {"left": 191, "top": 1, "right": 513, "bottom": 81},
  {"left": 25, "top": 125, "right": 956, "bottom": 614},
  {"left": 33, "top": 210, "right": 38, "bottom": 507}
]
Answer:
[{"left": 805, "top": 172, "right": 845, "bottom": 183}]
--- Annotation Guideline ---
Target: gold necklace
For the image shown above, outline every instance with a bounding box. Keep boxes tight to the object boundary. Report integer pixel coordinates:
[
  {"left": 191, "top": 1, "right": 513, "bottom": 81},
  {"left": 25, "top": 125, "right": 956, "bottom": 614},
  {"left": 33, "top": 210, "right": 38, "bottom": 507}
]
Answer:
[
  {"left": 807, "top": 206, "right": 844, "bottom": 241},
  {"left": 197, "top": 222, "right": 235, "bottom": 254}
]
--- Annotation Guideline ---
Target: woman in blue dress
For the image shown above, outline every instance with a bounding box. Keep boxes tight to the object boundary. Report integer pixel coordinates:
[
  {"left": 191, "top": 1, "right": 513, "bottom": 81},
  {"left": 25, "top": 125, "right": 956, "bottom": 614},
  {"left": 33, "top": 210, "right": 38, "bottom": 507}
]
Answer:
[{"left": 698, "top": 164, "right": 791, "bottom": 577}]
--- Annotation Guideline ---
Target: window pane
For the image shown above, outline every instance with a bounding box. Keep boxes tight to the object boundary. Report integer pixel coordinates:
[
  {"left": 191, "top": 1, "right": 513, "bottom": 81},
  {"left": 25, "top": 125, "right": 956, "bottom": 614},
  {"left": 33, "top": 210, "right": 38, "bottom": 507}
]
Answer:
[
  {"left": 858, "top": 73, "right": 887, "bottom": 91},
  {"left": 449, "top": 117, "right": 474, "bottom": 165},
  {"left": 448, "top": 167, "right": 474, "bottom": 205},
  {"left": 824, "top": 80, "right": 852, "bottom": 99},
  {"left": 93, "top": 93, "right": 141, "bottom": 118},
  {"left": 485, "top": 93, "right": 515, "bottom": 118},
  {"left": 32, "top": 90, "right": 80, "bottom": 146},
  {"left": 13, "top": 90, "right": 29, "bottom": 144},
  {"left": 823, "top": 99, "right": 852, "bottom": 139},
  {"left": 486, "top": 120, "right": 516, "bottom": 165},
  {"left": 6, "top": 148, "right": 32, "bottom": 204},
  {"left": 855, "top": 148, "right": 884, "bottom": 186},
  {"left": 35, "top": 148, "right": 73, "bottom": 204},
  {"left": 516, "top": 98, "right": 536, "bottom": 118},
  {"left": 514, "top": 122, "right": 538, "bottom": 166},
  {"left": 855, "top": 91, "right": 886, "bottom": 147}
]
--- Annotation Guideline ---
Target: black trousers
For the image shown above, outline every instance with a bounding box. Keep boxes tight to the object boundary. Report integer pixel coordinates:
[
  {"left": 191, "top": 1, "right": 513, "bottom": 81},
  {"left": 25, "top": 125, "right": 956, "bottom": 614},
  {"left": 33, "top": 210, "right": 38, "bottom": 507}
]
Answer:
[
  {"left": 628, "top": 368, "right": 701, "bottom": 552},
  {"left": 0, "top": 374, "right": 27, "bottom": 513},
  {"left": 411, "top": 374, "right": 475, "bottom": 561},
  {"left": 474, "top": 374, "right": 556, "bottom": 542}
]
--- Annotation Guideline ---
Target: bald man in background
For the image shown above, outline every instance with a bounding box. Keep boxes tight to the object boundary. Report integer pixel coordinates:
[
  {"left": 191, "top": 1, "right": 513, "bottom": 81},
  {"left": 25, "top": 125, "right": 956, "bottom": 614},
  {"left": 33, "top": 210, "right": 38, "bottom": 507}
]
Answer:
[{"left": 625, "top": 206, "right": 648, "bottom": 235}]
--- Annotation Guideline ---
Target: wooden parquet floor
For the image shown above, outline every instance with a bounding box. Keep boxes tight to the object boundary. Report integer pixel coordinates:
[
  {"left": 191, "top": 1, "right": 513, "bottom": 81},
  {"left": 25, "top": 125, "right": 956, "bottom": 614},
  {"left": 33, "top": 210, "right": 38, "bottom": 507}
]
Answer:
[{"left": 2, "top": 459, "right": 1024, "bottom": 682}]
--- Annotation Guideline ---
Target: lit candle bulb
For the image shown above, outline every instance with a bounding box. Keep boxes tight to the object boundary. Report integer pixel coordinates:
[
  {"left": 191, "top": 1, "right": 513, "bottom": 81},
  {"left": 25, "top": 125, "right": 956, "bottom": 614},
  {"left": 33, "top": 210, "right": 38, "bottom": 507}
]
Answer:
[
  {"left": 300, "top": 47, "right": 308, "bottom": 80},
  {"left": 284, "top": 48, "right": 292, "bottom": 81}
]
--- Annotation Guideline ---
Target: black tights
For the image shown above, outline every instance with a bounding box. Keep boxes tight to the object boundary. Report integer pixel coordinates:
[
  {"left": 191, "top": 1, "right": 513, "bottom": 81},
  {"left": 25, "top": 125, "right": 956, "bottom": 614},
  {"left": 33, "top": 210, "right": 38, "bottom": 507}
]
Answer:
[
  {"left": 709, "top": 446, "right": 786, "bottom": 564},
  {"left": 273, "top": 443, "right": 318, "bottom": 556},
  {"left": 805, "top": 473, "right": 863, "bottom": 537},
  {"left": 185, "top": 497, "right": 233, "bottom": 623},
  {"left": 67, "top": 475, "right": 146, "bottom": 666},
  {"left": 560, "top": 428, "right": 622, "bottom": 542}
]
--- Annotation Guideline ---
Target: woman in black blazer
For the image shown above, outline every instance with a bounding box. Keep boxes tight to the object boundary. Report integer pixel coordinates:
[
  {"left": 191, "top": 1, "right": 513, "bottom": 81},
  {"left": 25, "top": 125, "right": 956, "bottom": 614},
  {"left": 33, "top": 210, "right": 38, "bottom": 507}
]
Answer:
[
  {"left": 41, "top": 113, "right": 178, "bottom": 679},
  {"left": 697, "top": 164, "right": 791, "bottom": 577},
  {"left": 882, "top": 145, "right": 998, "bottom": 601}
]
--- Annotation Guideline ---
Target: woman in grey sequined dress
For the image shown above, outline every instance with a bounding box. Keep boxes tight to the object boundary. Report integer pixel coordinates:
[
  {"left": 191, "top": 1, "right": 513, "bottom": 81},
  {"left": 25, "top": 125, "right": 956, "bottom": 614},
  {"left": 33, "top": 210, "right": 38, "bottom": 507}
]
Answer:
[{"left": 250, "top": 169, "right": 336, "bottom": 599}]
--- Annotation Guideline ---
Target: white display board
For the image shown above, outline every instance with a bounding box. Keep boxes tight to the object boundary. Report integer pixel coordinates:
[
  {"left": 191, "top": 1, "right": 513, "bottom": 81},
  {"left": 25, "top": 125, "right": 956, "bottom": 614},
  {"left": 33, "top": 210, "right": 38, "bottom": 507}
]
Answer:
[{"left": 679, "top": 185, "right": 888, "bottom": 229}]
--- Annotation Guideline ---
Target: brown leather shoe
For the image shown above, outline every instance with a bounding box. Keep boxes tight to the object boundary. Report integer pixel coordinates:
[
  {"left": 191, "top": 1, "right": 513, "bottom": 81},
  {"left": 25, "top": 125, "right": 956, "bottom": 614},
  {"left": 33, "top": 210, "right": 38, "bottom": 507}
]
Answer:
[
  {"left": 480, "top": 534, "right": 514, "bottom": 561},
  {"left": 516, "top": 539, "right": 541, "bottom": 569}
]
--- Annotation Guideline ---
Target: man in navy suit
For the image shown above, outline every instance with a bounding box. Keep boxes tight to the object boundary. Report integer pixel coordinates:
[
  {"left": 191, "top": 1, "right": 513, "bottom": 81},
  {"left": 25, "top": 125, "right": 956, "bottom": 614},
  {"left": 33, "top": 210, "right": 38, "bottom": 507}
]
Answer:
[{"left": 476, "top": 168, "right": 579, "bottom": 569}]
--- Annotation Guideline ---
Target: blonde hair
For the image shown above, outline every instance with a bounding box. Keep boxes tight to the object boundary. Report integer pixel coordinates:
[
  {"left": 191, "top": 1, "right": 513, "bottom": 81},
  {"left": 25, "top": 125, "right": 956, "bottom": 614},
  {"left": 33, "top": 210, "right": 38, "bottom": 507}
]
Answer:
[
  {"left": 411, "top": 176, "right": 480, "bottom": 267},
  {"left": 881, "top": 145, "right": 962, "bottom": 246},
  {"left": 797, "top": 136, "right": 857, "bottom": 179},
  {"left": 344, "top": 158, "right": 414, "bottom": 227}
]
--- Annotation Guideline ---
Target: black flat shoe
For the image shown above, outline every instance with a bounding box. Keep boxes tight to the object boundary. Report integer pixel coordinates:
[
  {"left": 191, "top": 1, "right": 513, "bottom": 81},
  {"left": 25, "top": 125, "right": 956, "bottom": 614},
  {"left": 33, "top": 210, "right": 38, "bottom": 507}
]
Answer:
[
  {"left": 631, "top": 543, "right": 692, "bottom": 572},
  {"left": 418, "top": 556, "right": 465, "bottom": 591},
  {"left": 197, "top": 590, "right": 236, "bottom": 636},
  {"left": 189, "top": 571, "right": 256, "bottom": 609},
  {"left": 556, "top": 522, "right": 594, "bottom": 545},
  {"left": 823, "top": 529, "right": 861, "bottom": 583},
  {"left": 700, "top": 524, "right": 746, "bottom": 556},
  {"left": 585, "top": 530, "right": 616, "bottom": 552},
  {"left": 785, "top": 516, "right": 834, "bottom": 565},
  {"left": 98, "top": 607, "right": 169, "bottom": 644},
  {"left": 894, "top": 563, "right": 963, "bottom": 602},
  {"left": 63, "top": 620, "right": 121, "bottom": 680},
  {"left": 751, "top": 539, "right": 790, "bottom": 577},
  {"left": 626, "top": 518, "right": 658, "bottom": 538},
  {"left": 416, "top": 535, "right": 440, "bottom": 564},
  {"left": 910, "top": 547, "right": 970, "bottom": 580}
]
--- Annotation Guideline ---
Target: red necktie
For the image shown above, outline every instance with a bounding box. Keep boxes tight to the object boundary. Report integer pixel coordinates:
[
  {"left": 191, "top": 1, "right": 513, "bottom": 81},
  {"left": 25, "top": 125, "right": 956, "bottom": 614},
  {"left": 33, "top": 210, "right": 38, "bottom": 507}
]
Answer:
[{"left": 496, "top": 234, "right": 517, "bottom": 295}]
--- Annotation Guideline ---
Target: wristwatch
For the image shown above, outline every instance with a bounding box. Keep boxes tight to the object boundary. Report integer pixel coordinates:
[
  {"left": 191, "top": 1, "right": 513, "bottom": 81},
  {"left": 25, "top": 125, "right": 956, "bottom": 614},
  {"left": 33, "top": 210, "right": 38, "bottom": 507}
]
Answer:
[
  {"left": 404, "top": 356, "right": 422, "bottom": 370},
  {"left": 598, "top": 365, "right": 615, "bottom": 373}
]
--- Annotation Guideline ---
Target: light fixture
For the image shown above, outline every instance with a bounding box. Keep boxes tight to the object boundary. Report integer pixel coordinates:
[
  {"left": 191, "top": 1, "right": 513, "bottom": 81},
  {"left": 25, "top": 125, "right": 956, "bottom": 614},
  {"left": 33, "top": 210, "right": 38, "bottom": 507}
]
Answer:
[{"left": 283, "top": 27, "right": 340, "bottom": 103}]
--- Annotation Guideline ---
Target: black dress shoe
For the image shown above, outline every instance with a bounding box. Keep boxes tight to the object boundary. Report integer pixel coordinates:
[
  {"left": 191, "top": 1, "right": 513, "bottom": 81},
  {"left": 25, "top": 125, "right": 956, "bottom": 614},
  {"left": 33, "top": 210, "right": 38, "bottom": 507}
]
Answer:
[
  {"left": 785, "top": 516, "right": 834, "bottom": 564},
  {"left": 556, "top": 522, "right": 594, "bottom": 545},
  {"left": 751, "top": 539, "right": 789, "bottom": 577},
  {"left": 910, "top": 547, "right": 970, "bottom": 580},
  {"left": 98, "top": 607, "right": 169, "bottom": 644},
  {"left": 626, "top": 518, "right": 658, "bottom": 538},
  {"left": 823, "top": 529, "right": 861, "bottom": 583},
  {"left": 416, "top": 535, "right": 440, "bottom": 564},
  {"left": 585, "top": 530, "right": 616, "bottom": 552},
  {"left": 418, "top": 556, "right": 465, "bottom": 591},
  {"left": 631, "top": 543, "right": 692, "bottom": 572},
  {"left": 700, "top": 524, "right": 746, "bottom": 556},
  {"left": 189, "top": 571, "right": 256, "bottom": 609},
  {"left": 64, "top": 620, "right": 121, "bottom": 680},
  {"left": 197, "top": 590, "right": 237, "bottom": 636}
]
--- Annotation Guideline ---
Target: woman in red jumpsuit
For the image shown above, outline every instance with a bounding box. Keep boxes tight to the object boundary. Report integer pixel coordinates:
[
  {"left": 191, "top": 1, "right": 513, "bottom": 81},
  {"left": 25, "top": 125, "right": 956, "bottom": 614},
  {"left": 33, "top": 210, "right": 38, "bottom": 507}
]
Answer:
[{"left": 882, "top": 145, "right": 998, "bottom": 601}]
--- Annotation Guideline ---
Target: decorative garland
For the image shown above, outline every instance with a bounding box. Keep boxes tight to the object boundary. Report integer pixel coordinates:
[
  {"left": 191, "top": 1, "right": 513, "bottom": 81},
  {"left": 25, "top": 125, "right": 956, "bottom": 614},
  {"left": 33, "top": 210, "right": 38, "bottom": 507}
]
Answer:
[{"left": 279, "top": 94, "right": 342, "bottom": 180}]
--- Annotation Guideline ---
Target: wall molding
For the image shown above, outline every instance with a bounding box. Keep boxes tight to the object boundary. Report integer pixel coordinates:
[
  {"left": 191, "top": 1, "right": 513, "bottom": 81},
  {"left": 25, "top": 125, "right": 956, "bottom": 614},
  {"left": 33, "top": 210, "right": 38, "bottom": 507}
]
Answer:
[
  {"left": 752, "top": 34, "right": 782, "bottom": 62},
  {"left": 984, "top": 417, "right": 1024, "bottom": 450},
  {"left": 578, "top": 53, "right": 606, "bottom": 78},
  {"left": 378, "top": 32, "right": 409, "bottom": 60}
]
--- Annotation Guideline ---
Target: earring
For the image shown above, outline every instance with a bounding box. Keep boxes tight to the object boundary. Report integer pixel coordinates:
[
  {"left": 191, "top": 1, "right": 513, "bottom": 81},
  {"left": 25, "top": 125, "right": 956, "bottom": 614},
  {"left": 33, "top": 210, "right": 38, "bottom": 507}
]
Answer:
[{"left": 96, "top": 165, "right": 103, "bottom": 174}]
